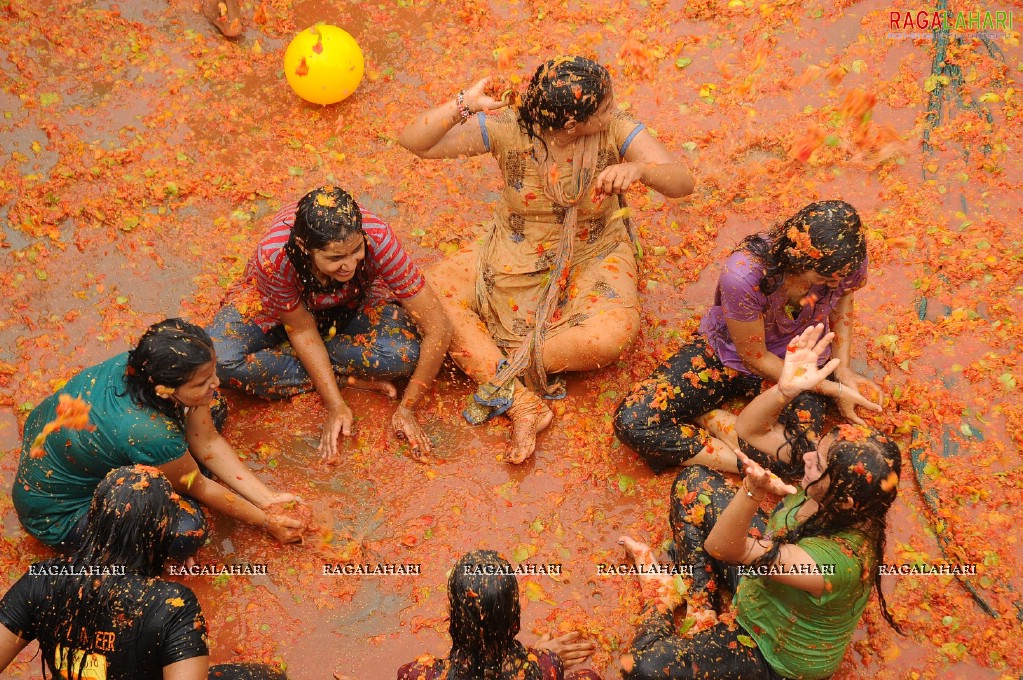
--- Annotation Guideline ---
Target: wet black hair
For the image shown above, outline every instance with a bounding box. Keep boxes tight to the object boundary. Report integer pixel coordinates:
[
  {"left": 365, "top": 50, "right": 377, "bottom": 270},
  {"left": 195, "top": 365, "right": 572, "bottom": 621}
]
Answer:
[
  {"left": 124, "top": 318, "right": 215, "bottom": 423},
  {"left": 751, "top": 425, "right": 903, "bottom": 632},
  {"left": 445, "top": 550, "right": 539, "bottom": 680},
  {"left": 737, "top": 200, "right": 867, "bottom": 295},
  {"left": 517, "top": 55, "right": 612, "bottom": 160},
  {"left": 35, "top": 465, "right": 178, "bottom": 679},
  {"left": 284, "top": 185, "right": 369, "bottom": 306}
]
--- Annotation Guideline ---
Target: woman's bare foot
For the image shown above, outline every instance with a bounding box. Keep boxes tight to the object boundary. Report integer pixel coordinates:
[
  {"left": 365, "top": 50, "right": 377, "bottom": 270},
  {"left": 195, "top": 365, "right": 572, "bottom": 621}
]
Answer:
[
  {"left": 201, "top": 0, "right": 242, "bottom": 37},
  {"left": 342, "top": 377, "right": 398, "bottom": 399},
  {"left": 506, "top": 386, "right": 553, "bottom": 464}
]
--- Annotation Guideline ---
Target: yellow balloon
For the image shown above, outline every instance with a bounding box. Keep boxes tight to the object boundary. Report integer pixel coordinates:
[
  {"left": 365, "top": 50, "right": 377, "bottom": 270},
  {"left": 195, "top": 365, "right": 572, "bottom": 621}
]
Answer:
[{"left": 283, "top": 24, "right": 364, "bottom": 105}]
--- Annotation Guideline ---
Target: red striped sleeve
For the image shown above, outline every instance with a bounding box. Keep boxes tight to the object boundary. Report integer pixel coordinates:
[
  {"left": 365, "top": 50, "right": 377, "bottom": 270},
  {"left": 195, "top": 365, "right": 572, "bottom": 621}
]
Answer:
[
  {"left": 251, "top": 203, "right": 303, "bottom": 319},
  {"left": 361, "top": 209, "right": 426, "bottom": 300}
]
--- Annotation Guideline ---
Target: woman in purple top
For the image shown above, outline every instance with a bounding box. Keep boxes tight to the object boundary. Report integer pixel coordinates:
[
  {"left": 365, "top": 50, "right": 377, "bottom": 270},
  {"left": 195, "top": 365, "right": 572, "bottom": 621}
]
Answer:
[{"left": 614, "top": 200, "right": 881, "bottom": 476}]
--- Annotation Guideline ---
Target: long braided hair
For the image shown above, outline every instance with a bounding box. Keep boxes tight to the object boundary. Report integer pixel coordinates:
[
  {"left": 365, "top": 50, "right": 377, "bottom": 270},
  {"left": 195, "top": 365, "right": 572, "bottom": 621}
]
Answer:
[
  {"left": 283, "top": 185, "right": 369, "bottom": 307},
  {"left": 517, "top": 55, "right": 612, "bottom": 161},
  {"left": 34, "top": 465, "right": 178, "bottom": 679},
  {"left": 444, "top": 551, "right": 541, "bottom": 680},
  {"left": 750, "top": 425, "right": 903, "bottom": 631},
  {"left": 737, "top": 200, "right": 867, "bottom": 295}
]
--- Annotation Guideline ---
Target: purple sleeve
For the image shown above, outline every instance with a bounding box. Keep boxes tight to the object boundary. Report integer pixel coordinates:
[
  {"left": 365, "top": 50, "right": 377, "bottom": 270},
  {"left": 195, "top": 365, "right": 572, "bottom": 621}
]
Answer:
[
  {"left": 719, "top": 252, "right": 768, "bottom": 322},
  {"left": 834, "top": 256, "right": 868, "bottom": 298},
  {"left": 531, "top": 647, "right": 566, "bottom": 680}
]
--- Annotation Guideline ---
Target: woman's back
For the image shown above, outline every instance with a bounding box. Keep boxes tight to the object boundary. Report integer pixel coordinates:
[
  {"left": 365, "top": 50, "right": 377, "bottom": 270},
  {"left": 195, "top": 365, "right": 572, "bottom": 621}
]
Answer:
[
  {"left": 0, "top": 559, "right": 207, "bottom": 680},
  {"left": 734, "top": 491, "right": 876, "bottom": 678},
  {"left": 13, "top": 354, "right": 187, "bottom": 545}
]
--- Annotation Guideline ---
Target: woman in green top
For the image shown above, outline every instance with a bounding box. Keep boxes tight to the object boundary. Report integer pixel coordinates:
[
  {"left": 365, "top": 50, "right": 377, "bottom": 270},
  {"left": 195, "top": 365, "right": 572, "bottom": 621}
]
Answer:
[
  {"left": 618, "top": 323, "right": 901, "bottom": 680},
  {"left": 13, "top": 318, "right": 304, "bottom": 558}
]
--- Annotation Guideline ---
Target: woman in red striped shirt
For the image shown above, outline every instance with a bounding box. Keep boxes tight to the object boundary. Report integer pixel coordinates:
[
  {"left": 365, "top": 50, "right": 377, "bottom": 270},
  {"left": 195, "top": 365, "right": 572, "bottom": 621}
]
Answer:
[{"left": 209, "top": 186, "right": 452, "bottom": 460}]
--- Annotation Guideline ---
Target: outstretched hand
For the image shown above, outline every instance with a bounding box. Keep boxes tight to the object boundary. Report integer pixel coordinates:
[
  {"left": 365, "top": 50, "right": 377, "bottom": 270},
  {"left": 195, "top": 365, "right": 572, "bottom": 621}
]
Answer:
[
  {"left": 777, "top": 324, "right": 840, "bottom": 397},
  {"left": 535, "top": 631, "right": 596, "bottom": 668},
  {"left": 735, "top": 448, "right": 798, "bottom": 497}
]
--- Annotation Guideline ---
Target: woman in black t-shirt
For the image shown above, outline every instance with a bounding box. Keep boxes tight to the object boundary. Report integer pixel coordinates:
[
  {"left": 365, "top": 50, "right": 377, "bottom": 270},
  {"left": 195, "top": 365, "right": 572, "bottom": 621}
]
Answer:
[{"left": 0, "top": 465, "right": 287, "bottom": 680}]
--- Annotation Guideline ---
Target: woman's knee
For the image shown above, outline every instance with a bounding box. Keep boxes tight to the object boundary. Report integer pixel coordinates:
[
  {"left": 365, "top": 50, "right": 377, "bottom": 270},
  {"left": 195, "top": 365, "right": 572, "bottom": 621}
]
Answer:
[
  {"left": 624, "top": 644, "right": 693, "bottom": 680},
  {"left": 425, "top": 251, "right": 476, "bottom": 301},
  {"left": 369, "top": 335, "right": 420, "bottom": 378},
  {"left": 601, "top": 306, "right": 641, "bottom": 353},
  {"left": 563, "top": 307, "right": 641, "bottom": 370},
  {"left": 672, "top": 465, "right": 727, "bottom": 502}
]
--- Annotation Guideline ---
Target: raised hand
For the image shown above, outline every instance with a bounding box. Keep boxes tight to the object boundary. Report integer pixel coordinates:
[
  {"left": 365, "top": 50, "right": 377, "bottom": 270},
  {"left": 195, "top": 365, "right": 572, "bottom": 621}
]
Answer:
[
  {"left": 777, "top": 323, "right": 840, "bottom": 397},
  {"left": 735, "top": 448, "right": 798, "bottom": 497},
  {"left": 463, "top": 77, "right": 512, "bottom": 113}
]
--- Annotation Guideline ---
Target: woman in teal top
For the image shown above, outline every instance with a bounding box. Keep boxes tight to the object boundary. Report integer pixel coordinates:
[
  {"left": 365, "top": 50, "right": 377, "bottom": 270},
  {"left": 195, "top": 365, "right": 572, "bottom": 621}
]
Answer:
[
  {"left": 618, "top": 323, "right": 901, "bottom": 680},
  {"left": 13, "top": 318, "right": 304, "bottom": 558}
]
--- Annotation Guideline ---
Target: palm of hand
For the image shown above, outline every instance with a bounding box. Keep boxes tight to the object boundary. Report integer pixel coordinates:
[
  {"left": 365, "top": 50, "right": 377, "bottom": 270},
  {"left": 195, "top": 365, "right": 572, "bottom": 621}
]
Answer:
[{"left": 779, "top": 347, "right": 825, "bottom": 392}]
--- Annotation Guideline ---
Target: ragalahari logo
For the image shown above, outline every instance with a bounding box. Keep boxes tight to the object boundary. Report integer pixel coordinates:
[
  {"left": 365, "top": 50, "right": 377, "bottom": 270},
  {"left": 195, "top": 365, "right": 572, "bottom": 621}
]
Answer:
[{"left": 889, "top": 9, "right": 1013, "bottom": 32}]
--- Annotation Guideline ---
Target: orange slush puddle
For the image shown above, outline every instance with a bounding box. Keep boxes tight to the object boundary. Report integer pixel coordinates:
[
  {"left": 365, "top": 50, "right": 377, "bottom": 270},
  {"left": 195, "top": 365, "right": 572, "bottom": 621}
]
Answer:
[{"left": 1, "top": 0, "right": 1022, "bottom": 678}]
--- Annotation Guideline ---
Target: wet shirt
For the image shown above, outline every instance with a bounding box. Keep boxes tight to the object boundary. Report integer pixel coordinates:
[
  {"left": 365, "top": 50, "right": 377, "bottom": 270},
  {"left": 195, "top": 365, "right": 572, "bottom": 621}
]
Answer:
[
  {"left": 12, "top": 354, "right": 187, "bottom": 545},
  {"left": 699, "top": 250, "right": 867, "bottom": 373},
  {"left": 734, "top": 490, "right": 875, "bottom": 679},
  {"left": 0, "top": 560, "right": 208, "bottom": 679},
  {"left": 236, "top": 203, "right": 426, "bottom": 331},
  {"left": 398, "top": 648, "right": 566, "bottom": 679}
]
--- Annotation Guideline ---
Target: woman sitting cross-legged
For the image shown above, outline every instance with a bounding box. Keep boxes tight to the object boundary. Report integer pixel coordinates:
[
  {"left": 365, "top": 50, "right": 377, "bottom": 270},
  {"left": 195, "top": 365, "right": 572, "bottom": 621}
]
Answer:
[
  {"left": 0, "top": 465, "right": 288, "bottom": 680},
  {"left": 209, "top": 185, "right": 452, "bottom": 460},
  {"left": 396, "top": 550, "right": 601, "bottom": 680},
  {"left": 614, "top": 200, "right": 881, "bottom": 476},
  {"left": 618, "top": 324, "right": 902, "bottom": 680}
]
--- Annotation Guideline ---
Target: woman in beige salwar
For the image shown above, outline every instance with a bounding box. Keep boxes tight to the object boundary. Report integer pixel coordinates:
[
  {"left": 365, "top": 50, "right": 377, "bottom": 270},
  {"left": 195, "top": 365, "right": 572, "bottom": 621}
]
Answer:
[{"left": 399, "top": 56, "right": 694, "bottom": 463}]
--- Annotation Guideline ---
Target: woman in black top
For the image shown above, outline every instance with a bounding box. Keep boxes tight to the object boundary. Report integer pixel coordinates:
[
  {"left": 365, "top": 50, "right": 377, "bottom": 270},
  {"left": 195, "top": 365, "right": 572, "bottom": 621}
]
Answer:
[{"left": 0, "top": 465, "right": 287, "bottom": 680}]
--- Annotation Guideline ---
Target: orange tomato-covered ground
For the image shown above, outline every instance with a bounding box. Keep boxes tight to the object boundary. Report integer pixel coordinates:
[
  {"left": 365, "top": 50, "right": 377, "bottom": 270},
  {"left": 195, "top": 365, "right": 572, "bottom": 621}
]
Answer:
[{"left": 1, "top": 0, "right": 1021, "bottom": 678}]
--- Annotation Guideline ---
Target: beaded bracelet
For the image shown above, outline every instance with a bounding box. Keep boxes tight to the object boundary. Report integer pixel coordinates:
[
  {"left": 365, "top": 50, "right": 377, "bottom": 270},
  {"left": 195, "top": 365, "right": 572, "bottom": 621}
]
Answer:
[{"left": 456, "top": 90, "right": 471, "bottom": 124}]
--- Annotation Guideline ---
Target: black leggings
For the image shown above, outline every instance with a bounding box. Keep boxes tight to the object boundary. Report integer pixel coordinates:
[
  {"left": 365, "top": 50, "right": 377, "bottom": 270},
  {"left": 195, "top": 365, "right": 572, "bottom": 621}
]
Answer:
[
  {"left": 624, "top": 466, "right": 787, "bottom": 680},
  {"left": 614, "top": 336, "right": 825, "bottom": 478}
]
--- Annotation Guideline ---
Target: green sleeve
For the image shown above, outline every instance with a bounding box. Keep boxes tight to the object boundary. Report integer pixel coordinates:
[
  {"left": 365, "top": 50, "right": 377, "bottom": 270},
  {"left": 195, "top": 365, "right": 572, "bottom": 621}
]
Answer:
[{"left": 798, "top": 534, "right": 869, "bottom": 605}]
